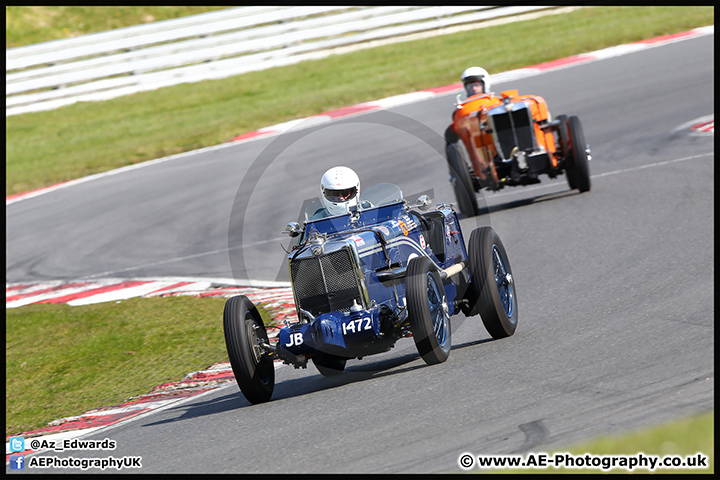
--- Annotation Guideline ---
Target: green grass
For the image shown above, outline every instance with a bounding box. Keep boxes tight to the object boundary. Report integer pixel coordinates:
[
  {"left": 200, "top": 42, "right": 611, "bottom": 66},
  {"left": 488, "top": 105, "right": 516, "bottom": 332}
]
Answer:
[
  {"left": 499, "top": 411, "right": 714, "bottom": 474},
  {"left": 5, "top": 6, "right": 229, "bottom": 48},
  {"left": 5, "top": 296, "right": 272, "bottom": 436},
  {"left": 5, "top": 6, "right": 714, "bottom": 195}
]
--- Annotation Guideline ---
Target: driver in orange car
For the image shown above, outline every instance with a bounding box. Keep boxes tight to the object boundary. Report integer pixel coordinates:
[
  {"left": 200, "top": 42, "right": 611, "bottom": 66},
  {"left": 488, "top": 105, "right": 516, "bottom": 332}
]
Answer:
[{"left": 453, "top": 66, "right": 503, "bottom": 188}]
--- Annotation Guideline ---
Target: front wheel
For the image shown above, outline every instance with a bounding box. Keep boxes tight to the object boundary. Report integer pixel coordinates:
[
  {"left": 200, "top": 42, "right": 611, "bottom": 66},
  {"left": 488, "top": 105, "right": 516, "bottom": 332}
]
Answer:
[
  {"left": 406, "top": 256, "right": 452, "bottom": 365},
  {"left": 465, "top": 227, "right": 518, "bottom": 339},
  {"left": 223, "top": 295, "right": 275, "bottom": 404}
]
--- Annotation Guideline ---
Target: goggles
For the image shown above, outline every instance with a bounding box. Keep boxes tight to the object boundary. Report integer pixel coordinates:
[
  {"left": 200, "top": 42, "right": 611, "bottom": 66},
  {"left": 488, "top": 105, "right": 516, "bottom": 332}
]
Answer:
[{"left": 324, "top": 187, "right": 357, "bottom": 203}]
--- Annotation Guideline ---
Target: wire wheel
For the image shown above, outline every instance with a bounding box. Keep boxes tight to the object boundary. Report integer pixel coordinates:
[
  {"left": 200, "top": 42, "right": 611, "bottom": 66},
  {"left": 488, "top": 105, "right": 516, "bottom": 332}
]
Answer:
[
  {"left": 466, "top": 227, "right": 518, "bottom": 339},
  {"left": 406, "top": 256, "right": 452, "bottom": 365}
]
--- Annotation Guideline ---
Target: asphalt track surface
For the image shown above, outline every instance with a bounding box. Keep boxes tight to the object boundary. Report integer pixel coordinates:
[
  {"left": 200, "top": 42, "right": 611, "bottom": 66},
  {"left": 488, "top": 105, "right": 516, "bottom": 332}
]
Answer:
[{"left": 6, "top": 34, "right": 714, "bottom": 473}]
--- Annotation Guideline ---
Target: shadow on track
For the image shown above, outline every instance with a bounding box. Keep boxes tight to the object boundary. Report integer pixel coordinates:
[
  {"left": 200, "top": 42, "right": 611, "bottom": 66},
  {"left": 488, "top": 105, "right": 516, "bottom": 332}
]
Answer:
[
  {"left": 476, "top": 188, "right": 580, "bottom": 216},
  {"left": 140, "top": 330, "right": 497, "bottom": 426},
  {"left": 452, "top": 186, "right": 580, "bottom": 221}
]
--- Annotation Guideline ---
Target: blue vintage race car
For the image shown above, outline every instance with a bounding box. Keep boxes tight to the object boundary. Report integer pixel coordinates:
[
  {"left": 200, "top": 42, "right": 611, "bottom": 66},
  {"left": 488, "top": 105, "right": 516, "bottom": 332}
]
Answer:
[{"left": 223, "top": 183, "right": 518, "bottom": 404}]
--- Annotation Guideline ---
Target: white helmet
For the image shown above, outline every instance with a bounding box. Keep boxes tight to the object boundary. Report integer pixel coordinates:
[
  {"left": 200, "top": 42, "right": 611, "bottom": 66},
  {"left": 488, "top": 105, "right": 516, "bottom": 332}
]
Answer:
[
  {"left": 461, "top": 66, "right": 491, "bottom": 95},
  {"left": 320, "top": 166, "right": 360, "bottom": 216}
]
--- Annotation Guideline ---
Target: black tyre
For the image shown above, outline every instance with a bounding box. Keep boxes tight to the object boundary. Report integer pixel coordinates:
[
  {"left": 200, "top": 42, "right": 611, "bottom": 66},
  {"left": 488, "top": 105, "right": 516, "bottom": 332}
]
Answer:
[
  {"left": 465, "top": 227, "right": 518, "bottom": 339},
  {"left": 312, "top": 353, "right": 347, "bottom": 377},
  {"left": 556, "top": 115, "right": 576, "bottom": 190},
  {"left": 444, "top": 124, "right": 460, "bottom": 144},
  {"left": 406, "top": 256, "right": 452, "bottom": 364},
  {"left": 223, "top": 295, "right": 275, "bottom": 404},
  {"left": 445, "top": 131, "right": 479, "bottom": 218},
  {"left": 567, "top": 115, "right": 591, "bottom": 193}
]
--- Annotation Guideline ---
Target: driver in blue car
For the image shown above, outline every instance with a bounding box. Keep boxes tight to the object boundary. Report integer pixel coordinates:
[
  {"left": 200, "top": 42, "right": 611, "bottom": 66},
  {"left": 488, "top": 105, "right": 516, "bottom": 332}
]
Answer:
[{"left": 311, "top": 166, "right": 371, "bottom": 219}]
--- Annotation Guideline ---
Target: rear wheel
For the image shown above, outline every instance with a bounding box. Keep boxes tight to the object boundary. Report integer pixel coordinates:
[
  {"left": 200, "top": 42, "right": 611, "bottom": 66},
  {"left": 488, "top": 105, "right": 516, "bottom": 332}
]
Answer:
[
  {"left": 567, "top": 115, "right": 591, "bottom": 193},
  {"left": 445, "top": 127, "right": 479, "bottom": 217},
  {"left": 556, "top": 115, "right": 576, "bottom": 190},
  {"left": 406, "top": 256, "right": 452, "bottom": 364},
  {"left": 223, "top": 295, "right": 275, "bottom": 404},
  {"left": 465, "top": 227, "right": 518, "bottom": 339}
]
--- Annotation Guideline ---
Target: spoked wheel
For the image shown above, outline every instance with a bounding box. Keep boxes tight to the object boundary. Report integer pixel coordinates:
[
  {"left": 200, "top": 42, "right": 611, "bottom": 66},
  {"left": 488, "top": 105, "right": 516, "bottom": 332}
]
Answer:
[
  {"left": 556, "top": 115, "right": 576, "bottom": 190},
  {"left": 567, "top": 115, "right": 591, "bottom": 192},
  {"left": 445, "top": 127, "right": 479, "bottom": 217},
  {"left": 312, "top": 353, "right": 347, "bottom": 377},
  {"left": 406, "top": 256, "right": 452, "bottom": 364},
  {"left": 223, "top": 295, "right": 275, "bottom": 404},
  {"left": 465, "top": 227, "right": 518, "bottom": 339}
]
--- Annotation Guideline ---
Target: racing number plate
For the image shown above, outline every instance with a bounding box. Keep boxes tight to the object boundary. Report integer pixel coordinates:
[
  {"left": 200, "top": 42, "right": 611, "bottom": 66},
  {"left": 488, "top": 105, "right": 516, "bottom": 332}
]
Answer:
[{"left": 341, "top": 316, "right": 373, "bottom": 335}]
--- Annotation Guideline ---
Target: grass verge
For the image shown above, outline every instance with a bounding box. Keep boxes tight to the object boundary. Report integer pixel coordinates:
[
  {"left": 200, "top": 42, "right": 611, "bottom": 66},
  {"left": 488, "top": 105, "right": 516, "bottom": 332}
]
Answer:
[
  {"left": 498, "top": 411, "right": 714, "bottom": 474},
  {"left": 6, "top": 6, "right": 714, "bottom": 195},
  {"left": 5, "top": 296, "right": 272, "bottom": 436}
]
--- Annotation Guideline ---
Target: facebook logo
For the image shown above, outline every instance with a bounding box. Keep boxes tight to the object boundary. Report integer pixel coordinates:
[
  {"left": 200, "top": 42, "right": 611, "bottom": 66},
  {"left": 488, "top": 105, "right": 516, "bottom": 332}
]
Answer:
[
  {"left": 9, "top": 454, "right": 25, "bottom": 470},
  {"left": 9, "top": 436, "right": 25, "bottom": 452}
]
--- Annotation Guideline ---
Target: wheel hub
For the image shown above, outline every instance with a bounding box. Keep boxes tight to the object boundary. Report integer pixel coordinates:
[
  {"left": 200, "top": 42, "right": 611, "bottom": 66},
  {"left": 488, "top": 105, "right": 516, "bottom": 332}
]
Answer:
[{"left": 249, "top": 323, "right": 264, "bottom": 363}]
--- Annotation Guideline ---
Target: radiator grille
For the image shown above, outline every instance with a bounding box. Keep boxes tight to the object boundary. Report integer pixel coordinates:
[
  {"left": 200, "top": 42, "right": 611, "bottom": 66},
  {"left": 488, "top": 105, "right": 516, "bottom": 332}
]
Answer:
[
  {"left": 291, "top": 248, "right": 361, "bottom": 317},
  {"left": 489, "top": 105, "right": 534, "bottom": 159}
]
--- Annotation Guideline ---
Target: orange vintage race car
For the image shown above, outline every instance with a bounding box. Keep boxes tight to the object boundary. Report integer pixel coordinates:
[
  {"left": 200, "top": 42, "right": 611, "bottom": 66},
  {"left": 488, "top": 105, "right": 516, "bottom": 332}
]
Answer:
[{"left": 444, "top": 77, "right": 592, "bottom": 217}]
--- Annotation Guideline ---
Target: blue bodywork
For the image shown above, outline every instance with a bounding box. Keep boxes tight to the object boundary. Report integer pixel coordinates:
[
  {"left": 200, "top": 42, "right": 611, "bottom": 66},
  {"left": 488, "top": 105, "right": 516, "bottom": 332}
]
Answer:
[{"left": 277, "top": 185, "right": 470, "bottom": 366}]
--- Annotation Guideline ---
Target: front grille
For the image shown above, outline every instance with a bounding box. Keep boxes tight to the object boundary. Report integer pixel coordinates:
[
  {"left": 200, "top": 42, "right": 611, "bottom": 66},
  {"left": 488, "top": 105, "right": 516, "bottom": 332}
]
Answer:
[
  {"left": 291, "top": 248, "right": 362, "bottom": 317},
  {"left": 489, "top": 105, "right": 534, "bottom": 159}
]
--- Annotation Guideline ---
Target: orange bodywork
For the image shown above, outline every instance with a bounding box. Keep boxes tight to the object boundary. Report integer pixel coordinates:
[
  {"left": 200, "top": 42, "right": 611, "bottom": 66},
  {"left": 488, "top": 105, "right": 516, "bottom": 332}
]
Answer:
[{"left": 452, "top": 89, "right": 559, "bottom": 179}]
